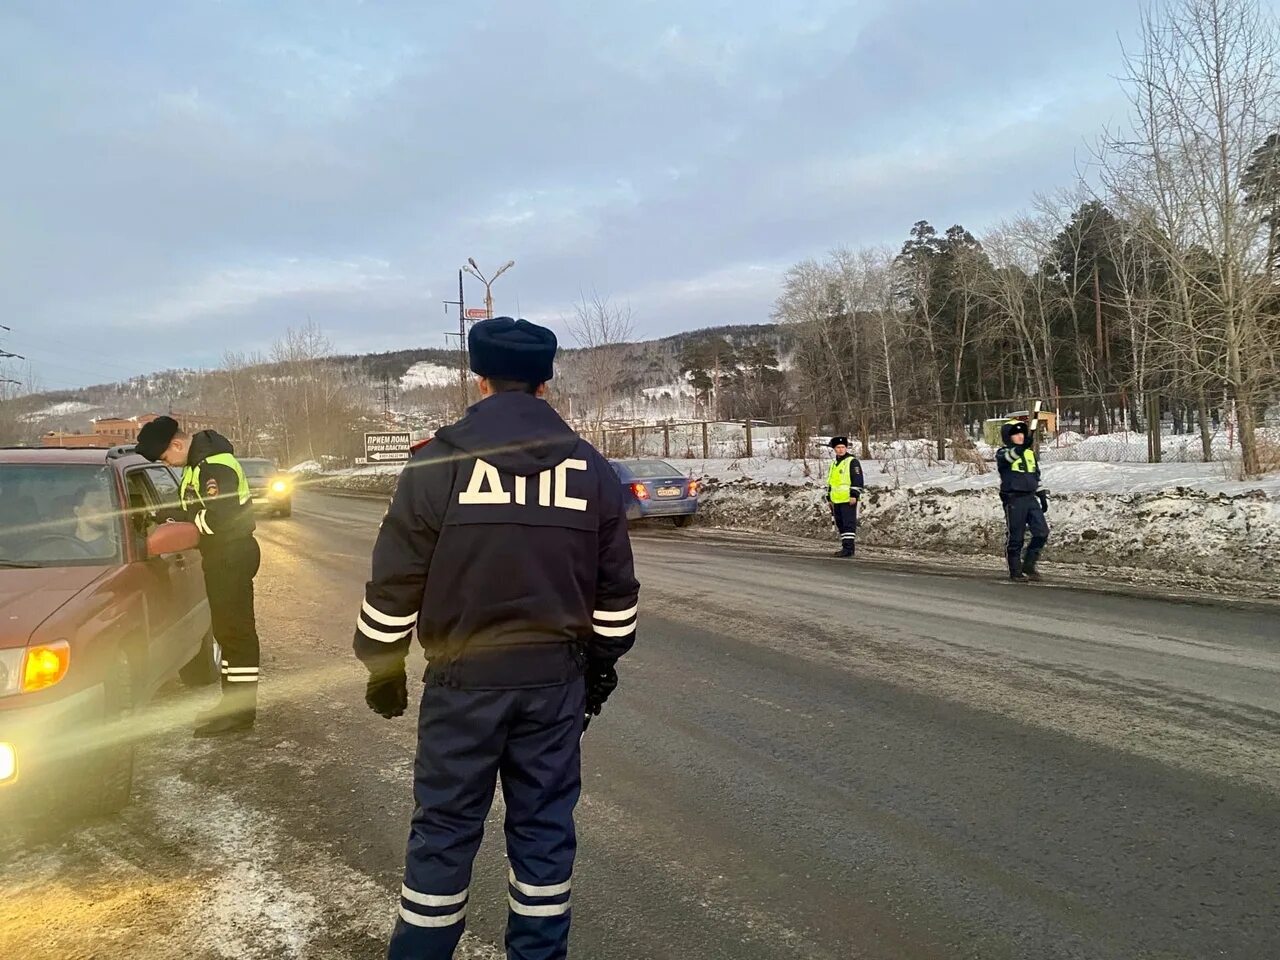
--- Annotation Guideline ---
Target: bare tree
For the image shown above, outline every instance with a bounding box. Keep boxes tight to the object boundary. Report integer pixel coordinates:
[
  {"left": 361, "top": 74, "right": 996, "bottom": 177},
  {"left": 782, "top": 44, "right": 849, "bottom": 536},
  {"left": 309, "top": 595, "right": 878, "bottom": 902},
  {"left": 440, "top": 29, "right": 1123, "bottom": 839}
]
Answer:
[
  {"left": 564, "top": 292, "right": 635, "bottom": 434},
  {"left": 268, "top": 321, "right": 366, "bottom": 465},
  {"left": 215, "top": 350, "right": 267, "bottom": 457},
  {"left": 1099, "top": 0, "right": 1280, "bottom": 473}
]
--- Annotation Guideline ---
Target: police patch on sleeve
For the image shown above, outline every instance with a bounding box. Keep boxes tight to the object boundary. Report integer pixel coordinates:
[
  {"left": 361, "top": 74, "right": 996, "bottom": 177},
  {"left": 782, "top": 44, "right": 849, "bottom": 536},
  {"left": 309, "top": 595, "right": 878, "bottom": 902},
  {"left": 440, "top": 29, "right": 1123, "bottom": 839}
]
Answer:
[{"left": 205, "top": 476, "right": 220, "bottom": 497}]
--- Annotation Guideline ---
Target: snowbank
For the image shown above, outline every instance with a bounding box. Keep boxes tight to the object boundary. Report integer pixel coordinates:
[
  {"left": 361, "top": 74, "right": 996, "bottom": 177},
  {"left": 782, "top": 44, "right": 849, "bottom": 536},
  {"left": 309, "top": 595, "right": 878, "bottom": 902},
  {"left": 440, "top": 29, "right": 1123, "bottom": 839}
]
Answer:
[
  {"left": 309, "top": 453, "right": 1280, "bottom": 586},
  {"left": 691, "top": 471, "right": 1278, "bottom": 587}
]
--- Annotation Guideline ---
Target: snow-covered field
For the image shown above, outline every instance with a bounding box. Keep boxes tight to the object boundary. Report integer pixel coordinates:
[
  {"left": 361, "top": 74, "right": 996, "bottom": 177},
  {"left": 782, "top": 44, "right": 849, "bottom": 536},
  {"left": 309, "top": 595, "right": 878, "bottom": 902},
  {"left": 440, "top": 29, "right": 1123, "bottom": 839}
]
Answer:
[
  {"left": 19, "top": 400, "right": 98, "bottom": 422},
  {"left": 400, "top": 361, "right": 457, "bottom": 390}
]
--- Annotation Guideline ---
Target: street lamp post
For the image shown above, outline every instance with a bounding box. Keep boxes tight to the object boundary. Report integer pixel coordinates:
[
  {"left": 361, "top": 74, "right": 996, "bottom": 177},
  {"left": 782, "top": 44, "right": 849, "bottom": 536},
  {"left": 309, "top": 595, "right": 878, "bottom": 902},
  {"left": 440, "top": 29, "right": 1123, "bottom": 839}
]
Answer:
[{"left": 462, "top": 258, "right": 516, "bottom": 319}]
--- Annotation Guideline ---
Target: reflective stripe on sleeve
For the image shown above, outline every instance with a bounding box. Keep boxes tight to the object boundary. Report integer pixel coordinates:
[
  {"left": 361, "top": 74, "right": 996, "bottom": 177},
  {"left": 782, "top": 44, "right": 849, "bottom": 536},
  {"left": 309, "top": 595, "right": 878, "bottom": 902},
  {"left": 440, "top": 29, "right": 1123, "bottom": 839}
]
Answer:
[
  {"left": 362, "top": 601, "right": 417, "bottom": 628},
  {"left": 357, "top": 619, "right": 413, "bottom": 644},
  {"left": 591, "top": 606, "right": 637, "bottom": 623}
]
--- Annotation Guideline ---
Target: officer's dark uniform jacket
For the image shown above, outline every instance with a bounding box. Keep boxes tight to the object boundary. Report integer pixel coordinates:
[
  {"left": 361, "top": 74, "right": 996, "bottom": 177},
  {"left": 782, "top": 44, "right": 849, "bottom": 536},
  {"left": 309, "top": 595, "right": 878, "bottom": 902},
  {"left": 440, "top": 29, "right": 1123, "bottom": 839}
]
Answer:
[
  {"left": 996, "top": 421, "right": 1041, "bottom": 497},
  {"left": 179, "top": 430, "right": 256, "bottom": 549},
  {"left": 353, "top": 391, "right": 640, "bottom": 688}
]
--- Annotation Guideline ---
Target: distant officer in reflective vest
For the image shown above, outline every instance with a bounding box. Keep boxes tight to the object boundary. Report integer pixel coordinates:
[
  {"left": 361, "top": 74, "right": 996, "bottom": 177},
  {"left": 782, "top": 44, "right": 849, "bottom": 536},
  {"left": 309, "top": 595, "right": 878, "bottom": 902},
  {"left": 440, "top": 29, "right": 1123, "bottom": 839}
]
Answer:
[
  {"left": 996, "top": 419, "right": 1050, "bottom": 582},
  {"left": 826, "top": 436, "right": 864, "bottom": 558},
  {"left": 354, "top": 318, "right": 640, "bottom": 960},
  {"left": 136, "top": 416, "right": 262, "bottom": 735}
]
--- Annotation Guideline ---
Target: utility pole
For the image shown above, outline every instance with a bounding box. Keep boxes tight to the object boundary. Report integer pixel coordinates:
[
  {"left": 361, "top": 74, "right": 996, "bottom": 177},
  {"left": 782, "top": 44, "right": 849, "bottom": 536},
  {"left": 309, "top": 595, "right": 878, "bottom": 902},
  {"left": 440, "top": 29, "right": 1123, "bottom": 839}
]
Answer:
[
  {"left": 443, "top": 269, "right": 467, "bottom": 415},
  {"left": 379, "top": 379, "right": 395, "bottom": 423}
]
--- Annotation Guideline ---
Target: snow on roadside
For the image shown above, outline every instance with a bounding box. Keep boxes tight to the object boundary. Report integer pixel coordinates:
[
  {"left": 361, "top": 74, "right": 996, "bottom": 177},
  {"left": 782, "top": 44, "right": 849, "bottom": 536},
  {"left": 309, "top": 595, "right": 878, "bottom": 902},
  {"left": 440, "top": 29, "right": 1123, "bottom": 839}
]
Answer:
[
  {"left": 309, "top": 452, "right": 1279, "bottom": 586},
  {"left": 154, "top": 774, "right": 502, "bottom": 960}
]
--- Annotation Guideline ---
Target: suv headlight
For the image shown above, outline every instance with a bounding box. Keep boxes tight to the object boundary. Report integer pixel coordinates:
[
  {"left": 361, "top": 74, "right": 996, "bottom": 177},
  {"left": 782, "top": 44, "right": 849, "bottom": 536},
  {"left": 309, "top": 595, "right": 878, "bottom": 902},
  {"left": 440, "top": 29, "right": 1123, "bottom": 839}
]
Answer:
[
  {"left": 270, "top": 479, "right": 289, "bottom": 494},
  {"left": 0, "top": 643, "right": 71, "bottom": 697},
  {"left": 0, "top": 649, "right": 22, "bottom": 697}
]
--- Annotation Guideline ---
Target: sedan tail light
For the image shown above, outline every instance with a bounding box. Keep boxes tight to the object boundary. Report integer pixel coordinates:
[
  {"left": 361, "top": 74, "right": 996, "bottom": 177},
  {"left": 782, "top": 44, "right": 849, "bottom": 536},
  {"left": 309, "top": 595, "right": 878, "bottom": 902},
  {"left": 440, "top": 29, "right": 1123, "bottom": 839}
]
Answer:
[
  {"left": 630, "top": 483, "right": 650, "bottom": 501},
  {"left": 687, "top": 479, "right": 699, "bottom": 497}
]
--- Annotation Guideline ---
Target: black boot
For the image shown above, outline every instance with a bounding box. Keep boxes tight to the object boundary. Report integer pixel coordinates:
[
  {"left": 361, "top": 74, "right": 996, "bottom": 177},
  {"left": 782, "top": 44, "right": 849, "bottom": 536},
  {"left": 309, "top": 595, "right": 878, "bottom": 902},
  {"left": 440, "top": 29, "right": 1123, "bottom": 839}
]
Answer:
[
  {"left": 1008, "top": 558, "right": 1028, "bottom": 582},
  {"left": 195, "top": 683, "right": 256, "bottom": 738},
  {"left": 1023, "top": 556, "right": 1042, "bottom": 582}
]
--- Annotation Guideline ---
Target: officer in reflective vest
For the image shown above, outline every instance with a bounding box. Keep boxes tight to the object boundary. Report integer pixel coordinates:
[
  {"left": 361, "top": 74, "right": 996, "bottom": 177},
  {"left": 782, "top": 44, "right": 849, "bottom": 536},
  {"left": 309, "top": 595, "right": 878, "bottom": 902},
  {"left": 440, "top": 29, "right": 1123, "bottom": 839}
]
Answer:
[
  {"left": 136, "top": 416, "right": 262, "bottom": 735},
  {"left": 996, "top": 419, "right": 1050, "bottom": 582},
  {"left": 826, "top": 436, "right": 865, "bottom": 558}
]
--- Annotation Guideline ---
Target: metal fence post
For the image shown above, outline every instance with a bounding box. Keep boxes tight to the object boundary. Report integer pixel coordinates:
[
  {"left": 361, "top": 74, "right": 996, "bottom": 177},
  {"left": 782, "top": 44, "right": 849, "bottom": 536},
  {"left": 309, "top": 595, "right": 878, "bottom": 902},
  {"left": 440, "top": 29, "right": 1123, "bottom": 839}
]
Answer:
[
  {"left": 702, "top": 421, "right": 710, "bottom": 459},
  {"left": 663, "top": 421, "right": 670, "bottom": 458},
  {"left": 631, "top": 426, "right": 638, "bottom": 458},
  {"left": 745, "top": 420, "right": 753, "bottom": 457},
  {"left": 1148, "top": 395, "right": 1163, "bottom": 463}
]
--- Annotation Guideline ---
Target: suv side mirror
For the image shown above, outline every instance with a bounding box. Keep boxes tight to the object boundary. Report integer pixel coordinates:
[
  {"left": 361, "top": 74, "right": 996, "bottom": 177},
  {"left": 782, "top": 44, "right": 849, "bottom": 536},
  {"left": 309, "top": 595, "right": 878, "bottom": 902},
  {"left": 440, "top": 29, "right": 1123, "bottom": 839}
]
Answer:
[{"left": 145, "top": 521, "right": 199, "bottom": 558}]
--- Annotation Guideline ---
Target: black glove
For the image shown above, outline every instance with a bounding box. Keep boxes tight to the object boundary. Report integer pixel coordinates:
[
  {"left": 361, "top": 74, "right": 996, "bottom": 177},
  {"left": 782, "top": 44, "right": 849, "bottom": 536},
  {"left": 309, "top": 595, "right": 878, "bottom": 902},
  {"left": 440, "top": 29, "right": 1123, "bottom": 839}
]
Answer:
[
  {"left": 365, "top": 665, "right": 408, "bottom": 719},
  {"left": 585, "top": 659, "right": 619, "bottom": 718},
  {"left": 1037, "top": 490, "right": 1050, "bottom": 514}
]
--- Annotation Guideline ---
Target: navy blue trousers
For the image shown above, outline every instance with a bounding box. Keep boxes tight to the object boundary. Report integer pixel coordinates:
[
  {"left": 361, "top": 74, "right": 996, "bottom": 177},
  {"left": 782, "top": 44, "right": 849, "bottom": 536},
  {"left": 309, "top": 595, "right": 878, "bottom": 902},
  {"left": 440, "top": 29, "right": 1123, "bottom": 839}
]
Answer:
[
  {"left": 388, "top": 680, "right": 585, "bottom": 960},
  {"left": 831, "top": 501, "right": 858, "bottom": 554},
  {"left": 1004, "top": 494, "right": 1049, "bottom": 575}
]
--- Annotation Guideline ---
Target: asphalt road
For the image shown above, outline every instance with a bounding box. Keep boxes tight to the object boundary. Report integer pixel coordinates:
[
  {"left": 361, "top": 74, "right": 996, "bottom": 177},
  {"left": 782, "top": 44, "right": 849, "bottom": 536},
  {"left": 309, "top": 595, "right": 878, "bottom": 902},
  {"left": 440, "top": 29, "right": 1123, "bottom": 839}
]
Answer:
[{"left": 2, "top": 490, "right": 1278, "bottom": 960}]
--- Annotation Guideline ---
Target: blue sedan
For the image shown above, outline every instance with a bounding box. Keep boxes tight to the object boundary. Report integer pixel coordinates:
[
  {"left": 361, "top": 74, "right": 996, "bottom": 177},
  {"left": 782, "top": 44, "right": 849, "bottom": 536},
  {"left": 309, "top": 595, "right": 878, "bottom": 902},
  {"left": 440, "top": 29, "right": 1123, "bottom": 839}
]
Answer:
[{"left": 610, "top": 459, "right": 700, "bottom": 526}]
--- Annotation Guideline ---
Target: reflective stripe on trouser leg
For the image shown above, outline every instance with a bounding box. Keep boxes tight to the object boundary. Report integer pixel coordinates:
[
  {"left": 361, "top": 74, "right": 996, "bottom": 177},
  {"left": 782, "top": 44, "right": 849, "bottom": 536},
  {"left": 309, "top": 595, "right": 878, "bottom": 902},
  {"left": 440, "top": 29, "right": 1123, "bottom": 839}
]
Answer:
[
  {"left": 501, "top": 681, "right": 584, "bottom": 960},
  {"left": 388, "top": 686, "right": 510, "bottom": 960}
]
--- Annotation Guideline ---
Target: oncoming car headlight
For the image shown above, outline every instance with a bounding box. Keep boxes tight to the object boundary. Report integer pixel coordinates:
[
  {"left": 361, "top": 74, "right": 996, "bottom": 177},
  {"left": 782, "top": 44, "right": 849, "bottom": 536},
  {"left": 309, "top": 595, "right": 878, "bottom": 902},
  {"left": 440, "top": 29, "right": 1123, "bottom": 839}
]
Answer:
[
  {"left": 0, "top": 642, "right": 71, "bottom": 697},
  {"left": 270, "top": 479, "right": 289, "bottom": 494}
]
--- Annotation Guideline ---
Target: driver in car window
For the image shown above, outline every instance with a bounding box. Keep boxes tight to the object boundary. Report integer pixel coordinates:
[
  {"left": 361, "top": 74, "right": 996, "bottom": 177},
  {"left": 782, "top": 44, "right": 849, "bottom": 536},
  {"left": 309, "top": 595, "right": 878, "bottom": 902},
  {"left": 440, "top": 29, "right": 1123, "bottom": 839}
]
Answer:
[{"left": 71, "top": 485, "right": 118, "bottom": 558}]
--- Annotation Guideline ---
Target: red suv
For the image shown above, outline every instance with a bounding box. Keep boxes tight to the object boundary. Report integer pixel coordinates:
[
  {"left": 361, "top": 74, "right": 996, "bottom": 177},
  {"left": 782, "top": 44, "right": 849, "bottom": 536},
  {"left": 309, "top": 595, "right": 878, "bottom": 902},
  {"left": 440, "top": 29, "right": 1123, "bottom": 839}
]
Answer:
[{"left": 0, "top": 447, "right": 216, "bottom": 817}]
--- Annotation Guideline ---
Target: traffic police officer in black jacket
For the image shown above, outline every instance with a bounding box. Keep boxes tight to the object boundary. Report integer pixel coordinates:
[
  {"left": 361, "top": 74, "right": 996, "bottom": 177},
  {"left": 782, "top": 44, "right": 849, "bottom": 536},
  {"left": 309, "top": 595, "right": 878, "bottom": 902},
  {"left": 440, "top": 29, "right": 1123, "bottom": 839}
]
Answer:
[
  {"left": 135, "top": 417, "right": 262, "bottom": 735},
  {"left": 354, "top": 317, "right": 640, "bottom": 960},
  {"left": 996, "top": 419, "right": 1050, "bottom": 582}
]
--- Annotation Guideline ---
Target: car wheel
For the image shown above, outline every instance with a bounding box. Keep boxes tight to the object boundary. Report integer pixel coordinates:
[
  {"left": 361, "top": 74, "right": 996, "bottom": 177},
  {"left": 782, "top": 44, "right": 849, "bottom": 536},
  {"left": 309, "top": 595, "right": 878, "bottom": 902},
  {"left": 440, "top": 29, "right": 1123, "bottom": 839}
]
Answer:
[
  {"left": 179, "top": 630, "right": 220, "bottom": 687},
  {"left": 277, "top": 503, "right": 292, "bottom": 518},
  {"left": 91, "top": 652, "right": 136, "bottom": 815},
  {"left": 673, "top": 515, "right": 693, "bottom": 528}
]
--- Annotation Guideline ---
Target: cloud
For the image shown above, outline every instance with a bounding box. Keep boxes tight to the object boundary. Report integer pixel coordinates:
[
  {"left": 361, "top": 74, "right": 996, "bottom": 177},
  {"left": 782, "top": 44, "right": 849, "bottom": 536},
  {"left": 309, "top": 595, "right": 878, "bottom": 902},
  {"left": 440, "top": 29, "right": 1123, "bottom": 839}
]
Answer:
[
  {"left": 0, "top": 0, "right": 1152, "bottom": 385},
  {"left": 135, "top": 257, "right": 409, "bottom": 328}
]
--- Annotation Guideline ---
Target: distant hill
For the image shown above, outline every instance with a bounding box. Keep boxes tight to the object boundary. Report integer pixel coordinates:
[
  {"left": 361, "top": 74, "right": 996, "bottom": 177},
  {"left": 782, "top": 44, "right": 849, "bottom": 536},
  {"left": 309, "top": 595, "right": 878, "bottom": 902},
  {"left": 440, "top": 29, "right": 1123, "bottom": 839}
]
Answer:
[{"left": 7, "top": 322, "right": 794, "bottom": 442}]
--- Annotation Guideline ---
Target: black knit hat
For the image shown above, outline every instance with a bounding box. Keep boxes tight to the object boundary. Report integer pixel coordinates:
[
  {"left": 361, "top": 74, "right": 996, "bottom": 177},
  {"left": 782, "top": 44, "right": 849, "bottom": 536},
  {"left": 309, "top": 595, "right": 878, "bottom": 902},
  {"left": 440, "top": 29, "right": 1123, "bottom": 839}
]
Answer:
[
  {"left": 828, "top": 436, "right": 850, "bottom": 448},
  {"left": 135, "top": 415, "right": 180, "bottom": 461},
  {"left": 468, "top": 317, "right": 557, "bottom": 384}
]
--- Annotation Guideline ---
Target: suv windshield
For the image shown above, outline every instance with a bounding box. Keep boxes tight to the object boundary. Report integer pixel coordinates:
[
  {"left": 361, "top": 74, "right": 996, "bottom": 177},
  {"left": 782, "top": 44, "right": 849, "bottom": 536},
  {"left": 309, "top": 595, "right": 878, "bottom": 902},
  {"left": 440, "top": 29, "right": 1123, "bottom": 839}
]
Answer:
[
  {"left": 0, "top": 465, "right": 122, "bottom": 567},
  {"left": 622, "top": 460, "right": 682, "bottom": 479},
  {"left": 241, "top": 460, "right": 277, "bottom": 480}
]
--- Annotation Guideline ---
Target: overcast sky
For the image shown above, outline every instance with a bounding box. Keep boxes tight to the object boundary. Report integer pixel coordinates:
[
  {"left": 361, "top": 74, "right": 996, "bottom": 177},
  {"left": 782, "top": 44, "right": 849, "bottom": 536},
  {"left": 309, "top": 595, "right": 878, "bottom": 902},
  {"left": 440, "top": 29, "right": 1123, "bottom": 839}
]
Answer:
[{"left": 2, "top": 1, "right": 1170, "bottom": 389}]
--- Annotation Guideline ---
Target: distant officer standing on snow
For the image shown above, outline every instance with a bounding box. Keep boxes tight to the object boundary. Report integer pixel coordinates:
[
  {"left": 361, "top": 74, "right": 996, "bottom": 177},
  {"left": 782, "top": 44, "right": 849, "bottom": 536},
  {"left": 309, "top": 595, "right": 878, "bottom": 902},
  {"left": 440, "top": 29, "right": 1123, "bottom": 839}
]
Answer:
[
  {"left": 997, "top": 419, "right": 1050, "bottom": 582},
  {"left": 353, "top": 317, "right": 640, "bottom": 960},
  {"left": 826, "top": 436, "right": 864, "bottom": 557}
]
